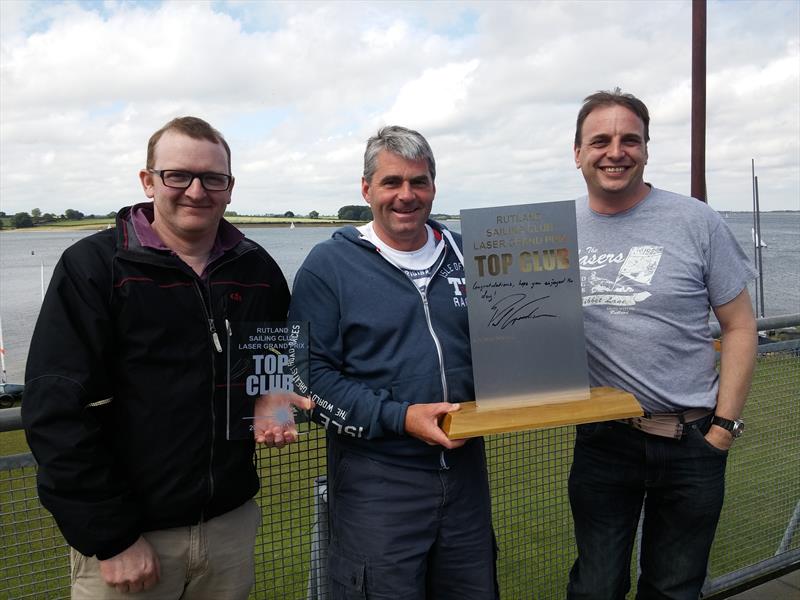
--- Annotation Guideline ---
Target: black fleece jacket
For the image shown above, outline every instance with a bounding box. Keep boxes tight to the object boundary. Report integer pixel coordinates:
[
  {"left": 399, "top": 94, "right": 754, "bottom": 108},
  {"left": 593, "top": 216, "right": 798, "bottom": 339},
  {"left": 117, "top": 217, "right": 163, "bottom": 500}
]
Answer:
[{"left": 22, "top": 206, "right": 289, "bottom": 559}]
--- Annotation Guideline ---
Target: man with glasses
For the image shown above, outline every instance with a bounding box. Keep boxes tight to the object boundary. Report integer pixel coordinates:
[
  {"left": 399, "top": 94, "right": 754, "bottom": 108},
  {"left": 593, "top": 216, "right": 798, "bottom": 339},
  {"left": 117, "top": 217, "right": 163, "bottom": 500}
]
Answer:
[{"left": 23, "top": 116, "right": 308, "bottom": 598}]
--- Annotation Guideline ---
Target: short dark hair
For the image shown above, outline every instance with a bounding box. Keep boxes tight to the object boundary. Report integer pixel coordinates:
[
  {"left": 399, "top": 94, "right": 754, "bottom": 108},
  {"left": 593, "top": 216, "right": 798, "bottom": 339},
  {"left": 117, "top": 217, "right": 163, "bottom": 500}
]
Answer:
[
  {"left": 146, "top": 116, "right": 232, "bottom": 173},
  {"left": 363, "top": 125, "right": 436, "bottom": 183},
  {"left": 574, "top": 88, "right": 650, "bottom": 147}
]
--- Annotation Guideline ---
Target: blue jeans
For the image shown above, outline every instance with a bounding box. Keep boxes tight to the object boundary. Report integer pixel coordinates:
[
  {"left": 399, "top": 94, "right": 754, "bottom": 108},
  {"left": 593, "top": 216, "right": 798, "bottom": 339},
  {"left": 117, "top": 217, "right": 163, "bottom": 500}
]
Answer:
[
  {"left": 326, "top": 440, "right": 498, "bottom": 600},
  {"left": 567, "top": 415, "right": 728, "bottom": 600}
]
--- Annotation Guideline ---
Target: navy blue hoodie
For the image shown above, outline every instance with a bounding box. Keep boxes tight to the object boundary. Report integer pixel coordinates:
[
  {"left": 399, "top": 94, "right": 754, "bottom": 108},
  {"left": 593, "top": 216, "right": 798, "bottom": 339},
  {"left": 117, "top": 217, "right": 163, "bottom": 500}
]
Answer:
[{"left": 289, "top": 220, "right": 480, "bottom": 469}]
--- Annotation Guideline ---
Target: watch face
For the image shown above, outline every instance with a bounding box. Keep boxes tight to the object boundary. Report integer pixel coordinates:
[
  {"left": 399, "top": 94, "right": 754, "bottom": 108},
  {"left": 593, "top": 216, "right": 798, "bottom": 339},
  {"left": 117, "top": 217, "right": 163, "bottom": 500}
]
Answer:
[{"left": 732, "top": 420, "right": 745, "bottom": 437}]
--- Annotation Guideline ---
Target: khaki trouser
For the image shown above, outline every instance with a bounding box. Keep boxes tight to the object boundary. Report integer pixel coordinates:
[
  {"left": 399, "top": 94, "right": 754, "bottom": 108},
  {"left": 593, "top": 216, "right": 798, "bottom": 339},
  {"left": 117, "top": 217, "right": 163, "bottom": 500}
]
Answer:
[{"left": 70, "top": 499, "right": 261, "bottom": 600}]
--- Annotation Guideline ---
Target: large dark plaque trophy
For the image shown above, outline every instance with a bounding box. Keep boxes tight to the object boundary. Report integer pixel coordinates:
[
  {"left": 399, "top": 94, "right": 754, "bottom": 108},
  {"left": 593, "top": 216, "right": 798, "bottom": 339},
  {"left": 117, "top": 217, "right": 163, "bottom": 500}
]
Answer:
[
  {"left": 442, "top": 201, "right": 641, "bottom": 438},
  {"left": 225, "top": 321, "right": 310, "bottom": 440}
]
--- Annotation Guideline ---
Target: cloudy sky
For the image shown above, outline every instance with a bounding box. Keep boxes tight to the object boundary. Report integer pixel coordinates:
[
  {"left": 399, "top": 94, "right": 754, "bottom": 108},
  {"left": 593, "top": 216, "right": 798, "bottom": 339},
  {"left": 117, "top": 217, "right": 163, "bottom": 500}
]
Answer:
[{"left": 1, "top": 0, "right": 798, "bottom": 217}]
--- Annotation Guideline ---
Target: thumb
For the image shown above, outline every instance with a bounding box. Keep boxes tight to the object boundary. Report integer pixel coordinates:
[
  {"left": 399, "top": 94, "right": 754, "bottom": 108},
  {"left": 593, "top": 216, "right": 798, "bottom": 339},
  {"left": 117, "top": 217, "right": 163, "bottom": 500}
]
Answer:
[
  {"left": 441, "top": 402, "right": 460, "bottom": 413},
  {"left": 290, "top": 394, "right": 314, "bottom": 411}
]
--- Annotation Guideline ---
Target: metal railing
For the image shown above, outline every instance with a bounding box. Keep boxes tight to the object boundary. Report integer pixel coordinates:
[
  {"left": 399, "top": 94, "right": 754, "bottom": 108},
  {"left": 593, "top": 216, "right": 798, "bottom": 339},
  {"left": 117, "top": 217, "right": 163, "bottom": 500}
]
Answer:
[{"left": 1, "top": 315, "right": 798, "bottom": 599}]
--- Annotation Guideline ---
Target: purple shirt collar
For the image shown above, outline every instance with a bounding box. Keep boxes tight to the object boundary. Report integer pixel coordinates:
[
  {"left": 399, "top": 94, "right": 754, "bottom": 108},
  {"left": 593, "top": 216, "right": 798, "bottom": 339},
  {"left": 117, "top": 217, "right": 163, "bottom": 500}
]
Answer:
[{"left": 130, "top": 202, "right": 244, "bottom": 272}]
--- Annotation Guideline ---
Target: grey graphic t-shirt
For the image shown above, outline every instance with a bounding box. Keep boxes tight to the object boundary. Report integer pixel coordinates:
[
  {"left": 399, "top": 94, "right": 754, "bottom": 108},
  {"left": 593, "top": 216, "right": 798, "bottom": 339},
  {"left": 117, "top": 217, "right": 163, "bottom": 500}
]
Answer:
[{"left": 575, "top": 186, "right": 756, "bottom": 413}]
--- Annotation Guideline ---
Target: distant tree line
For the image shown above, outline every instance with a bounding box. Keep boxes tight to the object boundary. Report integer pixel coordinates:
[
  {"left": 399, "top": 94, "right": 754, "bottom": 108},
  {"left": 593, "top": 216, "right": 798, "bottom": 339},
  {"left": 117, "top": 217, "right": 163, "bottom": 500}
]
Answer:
[
  {"left": 338, "top": 205, "right": 373, "bottom": 221},
  {"left": 224, "top": 210, "right": 322, "bottom": 219},
  {"left": 2, "top": 205, "right": 386, "bottom": 229},
  {"left": 0, "top": 208, "right": 117, "bottom": 229}
]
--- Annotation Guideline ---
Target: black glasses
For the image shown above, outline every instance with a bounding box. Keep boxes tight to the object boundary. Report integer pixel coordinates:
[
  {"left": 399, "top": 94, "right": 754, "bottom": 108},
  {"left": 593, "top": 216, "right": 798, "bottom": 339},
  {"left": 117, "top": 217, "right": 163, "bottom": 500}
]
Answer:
[{"left": 148, "top": 169, "right": 233, "bottom": 191}]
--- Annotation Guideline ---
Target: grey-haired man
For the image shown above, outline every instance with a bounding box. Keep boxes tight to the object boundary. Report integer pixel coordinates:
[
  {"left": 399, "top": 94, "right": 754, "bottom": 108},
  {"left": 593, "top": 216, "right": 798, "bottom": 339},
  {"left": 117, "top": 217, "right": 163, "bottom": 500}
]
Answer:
[{"left": 290, "top": 126, "right": 498, "bottom": 599}]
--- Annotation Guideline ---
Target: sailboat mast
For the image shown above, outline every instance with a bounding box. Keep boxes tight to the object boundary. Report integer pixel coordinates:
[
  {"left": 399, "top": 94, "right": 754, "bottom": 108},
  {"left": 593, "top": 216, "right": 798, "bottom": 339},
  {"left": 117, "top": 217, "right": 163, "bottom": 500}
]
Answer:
[
  {"left": 754, "top": 175, "right": 766, "bottom": 318},
  {"left": 0, "top": 315, "right": 7, "bottom": 385},
  {"left": 751, "top": 159, "right": 759, "bottom": 317}
]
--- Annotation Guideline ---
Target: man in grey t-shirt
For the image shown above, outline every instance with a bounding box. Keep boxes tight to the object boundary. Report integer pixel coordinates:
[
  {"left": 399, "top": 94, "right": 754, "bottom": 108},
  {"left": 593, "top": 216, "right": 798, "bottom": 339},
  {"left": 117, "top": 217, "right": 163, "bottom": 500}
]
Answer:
[{"left": 567, "top": 89, "right": 757, "bottom": 600}]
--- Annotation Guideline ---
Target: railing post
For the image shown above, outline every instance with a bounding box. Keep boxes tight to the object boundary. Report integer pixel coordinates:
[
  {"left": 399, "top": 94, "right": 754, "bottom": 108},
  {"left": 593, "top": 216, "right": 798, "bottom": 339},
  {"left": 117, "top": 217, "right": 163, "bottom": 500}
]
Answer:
[
  {"left": 777, "top": 499, "right": 800, "bottom": 555},
  {"left": 307, "top": 476, "right": 329, "bottom": 600}
]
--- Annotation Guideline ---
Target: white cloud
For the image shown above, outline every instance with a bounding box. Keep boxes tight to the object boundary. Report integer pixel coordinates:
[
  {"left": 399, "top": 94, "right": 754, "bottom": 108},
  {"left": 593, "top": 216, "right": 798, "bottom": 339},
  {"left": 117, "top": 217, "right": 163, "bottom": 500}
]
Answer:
[
  {"left": 0, "top": 0, "right": 798, "bottom": 217},
  {"left": 382, "top": 60, "right": 479, "bottom": 130},
  {"left": 362, "top": 22, "right": 409, "bottom": 51}
]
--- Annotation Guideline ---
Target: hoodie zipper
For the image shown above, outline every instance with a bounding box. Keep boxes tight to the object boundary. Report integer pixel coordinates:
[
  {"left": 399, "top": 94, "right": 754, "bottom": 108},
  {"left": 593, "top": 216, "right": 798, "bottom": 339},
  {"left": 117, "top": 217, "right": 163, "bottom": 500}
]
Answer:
[
  {"left": 418, "top": 289, "right": 451, "bottom": 471},
  {"left": 355, "top": 227, "right": 460, "bottom": 469},
  {"left": 410, "top": 252, "right": 452, "bottom": 470},
  {"left": 418, "top": 290, "right": 449, "bottom": 404}
]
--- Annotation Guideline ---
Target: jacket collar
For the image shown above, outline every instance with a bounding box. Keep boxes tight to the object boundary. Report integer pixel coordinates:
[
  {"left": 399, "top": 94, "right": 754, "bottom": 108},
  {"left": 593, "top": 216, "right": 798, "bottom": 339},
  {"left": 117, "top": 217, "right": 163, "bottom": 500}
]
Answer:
[{"left": 115, "top": 202, "right": 244, "bottom": 258}]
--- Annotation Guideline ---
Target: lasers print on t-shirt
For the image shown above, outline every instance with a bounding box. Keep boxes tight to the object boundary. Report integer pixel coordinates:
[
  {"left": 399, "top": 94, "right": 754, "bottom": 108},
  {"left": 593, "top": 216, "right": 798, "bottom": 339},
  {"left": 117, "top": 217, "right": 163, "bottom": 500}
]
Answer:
[{"left": 579, "top": 245, "right": 664, "bottom": 314}]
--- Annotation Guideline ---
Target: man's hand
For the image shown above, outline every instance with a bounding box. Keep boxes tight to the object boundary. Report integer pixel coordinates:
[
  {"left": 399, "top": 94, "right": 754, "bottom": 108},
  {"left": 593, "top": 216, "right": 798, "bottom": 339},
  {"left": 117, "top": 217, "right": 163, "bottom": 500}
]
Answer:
[
  {"left": 705, "top": 424, "right": 733, "bottom": 451},
  {"left": 404, "top": 403, "right": 467, "bottom": 450},
  {"left": 253, "top": 393, "right": 314, "bottom": 448},
  {"left": 98, "top": 536, "right": 160, "bottom": 593}
]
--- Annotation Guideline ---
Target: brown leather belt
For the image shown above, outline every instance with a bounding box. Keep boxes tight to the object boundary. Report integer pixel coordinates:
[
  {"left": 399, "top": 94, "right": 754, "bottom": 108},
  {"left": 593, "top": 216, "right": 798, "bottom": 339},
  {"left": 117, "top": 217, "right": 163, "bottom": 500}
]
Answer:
[{"left": 620, "top": 408, "right": 713, "bottom": 439}]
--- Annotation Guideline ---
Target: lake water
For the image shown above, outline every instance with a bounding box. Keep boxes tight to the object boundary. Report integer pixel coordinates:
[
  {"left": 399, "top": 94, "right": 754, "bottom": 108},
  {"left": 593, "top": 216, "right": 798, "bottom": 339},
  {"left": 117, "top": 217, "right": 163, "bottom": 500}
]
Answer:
[{"left": 1, "top": 213, "right": 798, "bottom": 384}]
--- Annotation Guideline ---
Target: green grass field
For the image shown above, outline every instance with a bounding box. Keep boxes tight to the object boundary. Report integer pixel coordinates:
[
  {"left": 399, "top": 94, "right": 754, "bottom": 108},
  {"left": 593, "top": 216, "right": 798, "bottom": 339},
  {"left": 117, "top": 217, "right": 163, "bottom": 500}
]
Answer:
[
  {"left": 0, "top": 217, "right": 116, "bottom": 230},
  {"left": 0, "top": 429, "right": 27, "bottom": 456},
  {"left": 1, "top": 352, "right": 798, "bottom": 599}
]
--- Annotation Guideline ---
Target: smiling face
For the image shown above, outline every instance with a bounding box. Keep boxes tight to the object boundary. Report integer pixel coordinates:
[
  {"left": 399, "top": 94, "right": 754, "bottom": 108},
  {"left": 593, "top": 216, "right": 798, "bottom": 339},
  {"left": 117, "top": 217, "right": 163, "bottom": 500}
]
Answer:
[
  {"left": 139, "top": 130, "right": 233, "bottom": 245},
  {"left": 361, "top": 149, "right": 435, "bottom": 251},
  {"left": 574, "top": 104, "right": 650, "bottom": 214}
]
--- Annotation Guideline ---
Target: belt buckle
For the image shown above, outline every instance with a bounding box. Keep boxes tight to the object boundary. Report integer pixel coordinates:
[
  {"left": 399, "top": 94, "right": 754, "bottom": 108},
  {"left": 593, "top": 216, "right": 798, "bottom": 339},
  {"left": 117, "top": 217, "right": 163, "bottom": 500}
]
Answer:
[{"left": 635, "top": 413, "right": 684, "bottom": 439}]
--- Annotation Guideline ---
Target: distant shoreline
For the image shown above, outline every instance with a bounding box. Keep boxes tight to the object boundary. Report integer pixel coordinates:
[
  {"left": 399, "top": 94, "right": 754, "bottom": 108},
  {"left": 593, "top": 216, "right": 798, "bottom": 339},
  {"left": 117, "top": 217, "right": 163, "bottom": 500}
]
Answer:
[
  {"left": 0, "top": 220, "right": 364, "bottom": 232},
  {"left": 2, "top": 211, "right": 794, "bottom": 232},
  {"left": 0, "top": 215, "right": 461, "bottom": 232}
]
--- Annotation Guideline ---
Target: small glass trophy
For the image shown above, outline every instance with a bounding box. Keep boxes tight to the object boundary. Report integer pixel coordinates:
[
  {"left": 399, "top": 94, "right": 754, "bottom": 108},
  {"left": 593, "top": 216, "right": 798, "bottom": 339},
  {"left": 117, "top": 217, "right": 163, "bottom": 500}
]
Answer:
[{"left": 225, "top": 321, "right": 310, "bottom": 440}]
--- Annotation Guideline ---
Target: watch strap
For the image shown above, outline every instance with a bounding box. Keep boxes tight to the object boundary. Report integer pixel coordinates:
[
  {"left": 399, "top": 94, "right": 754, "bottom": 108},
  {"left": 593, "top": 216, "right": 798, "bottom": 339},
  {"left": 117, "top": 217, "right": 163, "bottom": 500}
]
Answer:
[
  {"left": 712, "top": 416, "right": 735, "bottom": 431},
  {"left": 712, "top": 415, "right": 744, "bottom": 438}
]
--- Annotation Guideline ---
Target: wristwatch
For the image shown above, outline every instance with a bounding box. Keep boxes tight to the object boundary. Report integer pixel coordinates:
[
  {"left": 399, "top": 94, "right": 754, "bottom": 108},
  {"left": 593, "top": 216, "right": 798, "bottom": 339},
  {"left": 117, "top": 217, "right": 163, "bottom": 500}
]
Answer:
[{"left": 712, "top": 416, "right": 745, "bottom": 438}]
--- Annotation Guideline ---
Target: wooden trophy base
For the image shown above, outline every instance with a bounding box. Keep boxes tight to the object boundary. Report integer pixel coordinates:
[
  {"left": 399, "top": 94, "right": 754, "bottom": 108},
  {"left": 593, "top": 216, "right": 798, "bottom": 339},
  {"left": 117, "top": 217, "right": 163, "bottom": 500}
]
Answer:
[{"left": 441, "top": 386, "right": 642, "bottom": 439}]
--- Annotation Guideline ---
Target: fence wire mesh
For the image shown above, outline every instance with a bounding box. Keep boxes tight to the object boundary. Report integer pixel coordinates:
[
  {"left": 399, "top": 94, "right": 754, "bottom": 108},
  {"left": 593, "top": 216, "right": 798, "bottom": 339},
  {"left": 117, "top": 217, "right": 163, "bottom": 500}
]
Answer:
[
  {"left": 253, "top": 426, "right": 327, "bottom": 598},
  {"left": 705, "top": 344, "right": 800, "bottom": 584},
  {"left": 487, "top": 428, "right": 576, "bottom": 598},
  {"left": 0, "top": 461, "right": 70, "bottom": 599},
  {"left": 1, "top": 340, "right": 798, "bottom": 599}
]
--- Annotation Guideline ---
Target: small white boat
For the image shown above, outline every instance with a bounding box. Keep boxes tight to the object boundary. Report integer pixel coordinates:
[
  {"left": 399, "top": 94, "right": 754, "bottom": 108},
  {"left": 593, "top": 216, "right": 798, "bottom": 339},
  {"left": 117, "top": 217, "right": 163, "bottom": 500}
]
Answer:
[
  {"left": 290, "top": 222, "right": 296, "bottom": 230},
  {"left": 751, "top": 228, "right": 767, "bottom": 248}
]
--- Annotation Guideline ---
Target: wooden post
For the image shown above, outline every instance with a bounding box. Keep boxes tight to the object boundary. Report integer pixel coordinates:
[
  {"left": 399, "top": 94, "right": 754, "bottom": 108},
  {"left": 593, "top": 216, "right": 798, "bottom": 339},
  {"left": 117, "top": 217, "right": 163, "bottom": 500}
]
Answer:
[{"left": 691, "top": 0, "right": 707, "bottom": 202}]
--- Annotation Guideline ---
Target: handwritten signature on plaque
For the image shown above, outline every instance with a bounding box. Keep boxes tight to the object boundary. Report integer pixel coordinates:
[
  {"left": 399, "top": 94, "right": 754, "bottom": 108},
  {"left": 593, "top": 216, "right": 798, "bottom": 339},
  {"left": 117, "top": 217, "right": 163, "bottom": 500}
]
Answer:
[{"left": 487, "top": 293, "right": 556, "bottom": 330}]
